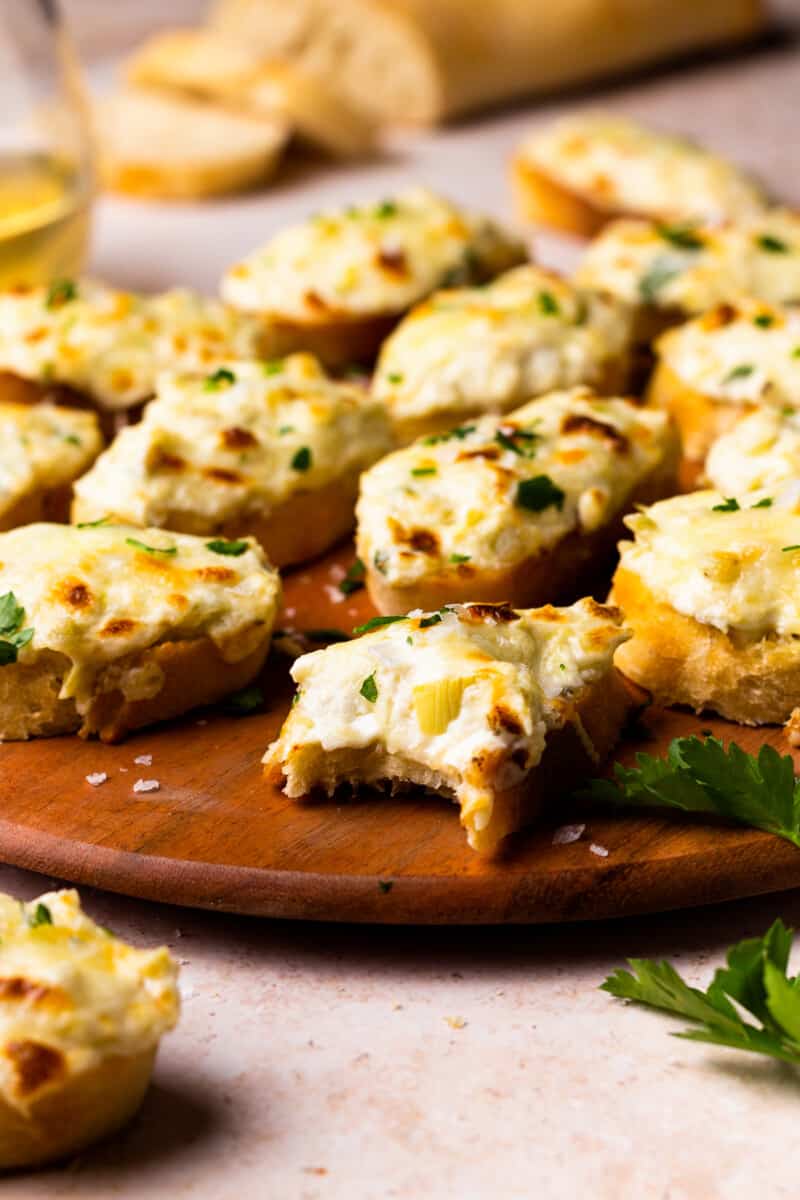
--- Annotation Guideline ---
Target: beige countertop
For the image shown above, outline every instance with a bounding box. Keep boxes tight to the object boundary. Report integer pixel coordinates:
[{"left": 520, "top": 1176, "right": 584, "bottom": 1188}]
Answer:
[{"left": 9, "top": 9, "right": 800, "bottom": 1197}]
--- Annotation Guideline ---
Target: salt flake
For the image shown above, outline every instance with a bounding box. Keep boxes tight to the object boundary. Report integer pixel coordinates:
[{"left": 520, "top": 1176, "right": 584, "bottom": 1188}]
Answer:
[
  {"left": 552, "top": 823, "right": 585, "bottom": 845},
  {"left": 133, "top": 779, "right": 160, "bottom": 794},
  {"left": 85, "top": 772, "right": 108, "bottom": 787}
]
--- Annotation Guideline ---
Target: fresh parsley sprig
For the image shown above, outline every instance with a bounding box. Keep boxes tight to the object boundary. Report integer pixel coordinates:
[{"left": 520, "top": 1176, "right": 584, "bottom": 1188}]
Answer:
[
  {"left": 603, "top": 919, "right": 800, "bottom": 1067},
  {"left": 0, "top": 592, "right": 33, "bottom": 666}
]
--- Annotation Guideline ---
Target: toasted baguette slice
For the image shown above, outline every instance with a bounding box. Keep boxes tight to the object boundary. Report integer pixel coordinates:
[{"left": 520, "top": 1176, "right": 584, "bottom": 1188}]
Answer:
[
  {"left": 0, "top": 523, "right": 280, "bottom": 741},
  {"left": 0, "top": 890, "right": 178, "bottom": 1169},
  {"left": 71, "top": 355, "right": 393, "bottom": 569},
  {"left": 357, "top": 388, "right": 679, "bottom": 614},
  {"left": 221, "top": 187, "right": 527, "bottom": 368},
  {"left": 646, "top": 361, "right": 751, "bottom": 472},
  {"left": 263, "top": 598, "right": 632, "bottom": 854},
  {"left": 96, "top": 86, "right": 289, "bottom": 200},
  {"left": 0, "top": 403, "right": 102, "bottom": 531},
  {"left": 512, "top": 114, "right": 767, "bottom": 235},
  {"left": 611, "top": 489, "right": 800, "bottom": 724}
]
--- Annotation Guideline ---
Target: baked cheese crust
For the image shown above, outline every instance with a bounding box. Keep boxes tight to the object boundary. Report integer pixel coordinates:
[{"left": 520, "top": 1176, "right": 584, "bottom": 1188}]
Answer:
[
  {"left": 220, "top": 187, "right": 526, "bottom": 322},
  {"left": 0, "top": 404, "right": 102, "bottom": 530},
  {"left": 576, "top": 211, "right": 800, "bottom": 317},
  {"left": 705, "top": 406, "right": 800, "bottom": 495},
  {"left": 514, "top": 114, "right": 767, "bottom": 226},
  {"left": 0, "top": 280, "right": 266, "bottom": 411},
  {"left": 263, "top": 598, "right": 630, "bottom": 853},
  {"left": 0, "top": 522, "right": 280, "bottom": 735},
  {"left": 356, "top": 388, "right": 677, "bottom": 609},
  {"left": 72, "top": 355, "right": 393, "bottom": 564},
  {"left": 372, "top": 266, "right": 633, "bottom": 439}
]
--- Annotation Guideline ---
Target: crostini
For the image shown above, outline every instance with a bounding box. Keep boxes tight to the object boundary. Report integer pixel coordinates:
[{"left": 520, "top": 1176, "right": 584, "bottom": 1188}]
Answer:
[
  {"left": 575, "top": 210, "right": 800, "bottom": 345},
  {"left": 356, "top": 388, "right": 679, "bottom": 614},
  {"left": 705, "top": 405, "right": 800, "bottom": 495},
  {"left": 0, "top": 889, "right": 178, "bottom": 1169},
  {"left": 372, "top": 265, "right": 633, "bottom": 443},
  {"left": 649, "top": 299, "right": 800, "bottom": 468},
  {"left": 512, "top": 113, "right": 767, "bottom": 236},
  {"left": 610, "top": 489, "right": 800, "bottom": 724},
  {"left": 72, "top": 355, "right": 393, "bottom": 568},
  {"left": 0, "top": 279, "right": 267, "bottom": 433},
  {"left": 0, "top": 522, "right": 280, "bottom": 741},
  {"left": 262, "top": 598, "right": 633, "bottom": 854},
  {"left": 0, "top": 403, "right": 102, "bottom": 531},
  {"left": 220, "top": 187, "right": 527, "bottom": 368}
]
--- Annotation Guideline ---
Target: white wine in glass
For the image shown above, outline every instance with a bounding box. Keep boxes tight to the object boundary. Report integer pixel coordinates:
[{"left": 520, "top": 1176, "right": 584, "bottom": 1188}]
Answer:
[{"left": 0, "top": 0, "right": 93, "bottom": 289}]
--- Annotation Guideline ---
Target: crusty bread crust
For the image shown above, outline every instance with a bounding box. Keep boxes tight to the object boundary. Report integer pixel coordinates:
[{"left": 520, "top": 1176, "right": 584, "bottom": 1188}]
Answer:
[
  {"left": 511, "top": 156, "right": 619, "bottom": 238},
  {"left": 0, "top": 372, "right": 141, "bottom": 439},
  {"left": 257, "top": 312, "right": 399, "bottom": 371},
  {"left": 646, "top": 360, "right": 752, "bottom": 468},
  {"left": 365, "top": 437, "right": 680, "bottom": 614},
  {"left": 0, "top": 1046, "right": 156, "bottom": 1170},
  {"left": 0, "top": 484, "right": 74, "bottom": 533},
  {"left": 610, "top": 566, "right": 800, "bottom": 725},
  {"left": 0, "top": 633, "right": 271, "bottom": 743}
]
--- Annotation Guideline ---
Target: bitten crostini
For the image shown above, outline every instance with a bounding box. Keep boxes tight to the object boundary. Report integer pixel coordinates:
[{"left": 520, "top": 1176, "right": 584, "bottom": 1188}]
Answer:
[
  {"left": 72, "top": 355, "right": 393, "bottom": 568},
  {"left": 0, "top": 522, "right": 281, "bottom": 741},
  {"left": 0, "top": 403, "right": 102, "bottom": 531},
  {"left": 372, "top": 265, "right": 633, "bottom": 443},
  {"left": 0, "top": 889, "right": 178, "bottom": 1170},
  {"left": 356, "top": 388, "right": 679, "bottom": 614},
  {"left": 220, "top": 187, "right": 527, "bottom": 368},
  {"left": 262, "top": 598, "right": 633, "bottom": 854},
  {"left": 610, "top": 489, "right": 800, "bottom": 725}
]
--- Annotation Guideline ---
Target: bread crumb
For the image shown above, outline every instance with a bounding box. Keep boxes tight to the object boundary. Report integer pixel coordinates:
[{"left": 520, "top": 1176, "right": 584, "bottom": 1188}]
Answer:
[
  {"left": 552, "top": 823, "right": 586, "bottom": 845},
  {"left": 134, "top": 754, "right": 153, "bottom": 766},
  {"left": 133, "top": 778, "right": 160, "bottom": 794},
  {"left": 589, "top": 843, "right": 609, "bottom": 858},
  {"left": 85, "top": 772, "right": 108, "bottom": 787},
  {"left": 445, "top": 1016, "right": 467, "bottom": 1030}
]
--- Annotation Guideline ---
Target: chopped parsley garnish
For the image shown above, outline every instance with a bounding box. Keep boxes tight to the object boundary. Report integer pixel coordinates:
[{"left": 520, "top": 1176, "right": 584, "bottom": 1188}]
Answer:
[
  {"left": 262, "top": 359, "right": 284, "bottom": 376},
  {"left": 782, "top": 544, "right": 800, "bottom": 552},
  {"left": 655, "top": 223, "right": 704, "bottom": 251},
  {"left": 373, "top": 550, "right": 389, "bottom": 575},
  {"left": 495, "top": 427, "right": 538, "bottom": 457},
  {"left": 278, "top": 425, "right": 295, "bottom": 435},
  {"left": 793, "top": 347, "right": 800, "bottom": 359},
  {"left": 423, "top": 424, "right": 475, "bottom": 445},
  {"left": 754, "top": 312, "right": 775, "bottom": 328},
  {"left": 207, "top": 538, "right": 248, "bottom": 556},
  {"left": 28, "top": 902, "right": 52, "bottom": 927},
  {"left": 291, "top": 446, "right": 312, "bottom": 471},
  {"left": 374, "top": 200, "right": 398, "bottom": 219},
  {"left": 76, "top": 516, "right": 109, "bottom": 528},
  {"left": 225, "top": 685, "right": 264, "bottom": 715},
  {"left": 411, "top": 466, "right": 436, "bottom": 477},
  {"left": 387, "top": 372, "right": 404, "bottom": 384},
  {"left": 353, "top": 614, "right": 405, "bottom": 635},
  {"left": 45, "top": 278, "right": 77, "bottom": 309},
  {"left": 449, "top": 553, "right": 471, "bottom": 564},
  {"left": 339, "top": 558, "right": 366, "bottom": 596},
  {"left": 515, "top": 475, "right": 565, "bottom": 513},
  {"left": 378, "top": 880, "right": 393, "bottom": 894},
  {"left": 751, "top": 497, "right": 773, "bottom": 508},
  {"left": 603, "top": 918, "right": 800, "bottom": 1068},
  {"left": 0, "top": 591, "right": 33, "bottom": 666},
  {"left": 63, "top": 434, "right": 81, "bottom": 446},
  {"left": 125, "top": 537, "right": 178, "bottom": 556},
  {"left": 638, "top": 259, "right": 680, "bottom": 304},
  {"left": 712, "top": 497, "right": 740, "bottom": 512},
  {"left": 360, "top": 672, "right": 378, "bottom": 702},
  {"left": 307, "top": 628, "right": 349, "bottom": 643},
  {"left": 756, "top": 233, "right": 790, "bottom": 254},
  {"left": 723, "top": 364, "right": 754, "bottom": 384},
  {"left": 537, "top": 290, "right": 560, "bottom": 316},
  {"left": 204, "top": 367, "right": 236, "bottom": 391}
]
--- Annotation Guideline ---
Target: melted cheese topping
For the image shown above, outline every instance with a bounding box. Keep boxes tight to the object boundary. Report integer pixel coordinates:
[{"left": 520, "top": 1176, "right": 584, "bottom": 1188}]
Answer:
[
  {"left": 0, "top": 281, "right": 266, "bottom": 410},
  {"left": 518, "top": 114, "right": 766, "bottom": 223},
  {"left": 372, "top": 265, "right": 632, "bottom": 424},
  {"left": 0, "top": 523, "right": 280, "bottom": 713},
  {"left": 0, "top": 404, "right": 102, "bottom": 523},
  {"left": 221, "top": 187, "right": 526, "bottom": 321},
  {"left": 0, "top": 890, "right": 178, "bottom": 1107},
  {"left": 263, "top": 599, "right": 628, "bottom": 851},
  {"left": 705, "top": 406, "right": 800, "bottom": 494},
  {"left": 619, "top": 489, "right": 800, "bottom": 637},
  {"left": 576, "top": 211, "right": 800, "bottom": 314},
  {"left": 656, "top": 300, "right": 800, "bottom": 406},
  {"left": 356, "top": 389, "right": 675, "bottom": 585},
  {"left": 73, "top": 355, "right": 393, "bottom": 529}
]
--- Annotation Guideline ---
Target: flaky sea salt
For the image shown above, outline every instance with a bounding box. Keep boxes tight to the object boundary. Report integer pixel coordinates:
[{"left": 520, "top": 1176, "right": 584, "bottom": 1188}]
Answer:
[
  {"left": 134, "top": 754, "right": 153, "bottom": 766},
  {"left": 589, "top": 843, "right": 609, "bottom": 858},
  {"left": 552, "top": 823, "right": 585, "bottom": 846},
  {"left": 85, "top": 772, "right": 107, "bottom": 787},
  {"left": 133, "top": 779, "right": 160, "bottom": 794}
]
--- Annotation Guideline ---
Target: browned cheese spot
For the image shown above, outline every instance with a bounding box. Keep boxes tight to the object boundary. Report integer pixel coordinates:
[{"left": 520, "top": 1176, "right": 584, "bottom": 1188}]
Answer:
[
  {"left": 375, "top": 248, "right": 409, "bottom": 277},
  {"left": 221, "top": 426, "right": 258, "bottom": 450},
  {"left": 5, "top": 1039, "right": 65, "bottom": 1097},
  {"left": 194, "top": 566, "right": 236, "bottom": 583},
  {"left": 462, "top": 602, "right": 519, "bottom": 623},
  {"left": 53, "top": 577, "right": 93, "bottom": 610},
  {"left": 99, "top": 617, "right": 137, "bottom": 637},
  {"left": 204, "top": 467, "right": 242, "bottom": 484},
  {"left": 560, "top": 412, "right": 630, "bottom": 454}
]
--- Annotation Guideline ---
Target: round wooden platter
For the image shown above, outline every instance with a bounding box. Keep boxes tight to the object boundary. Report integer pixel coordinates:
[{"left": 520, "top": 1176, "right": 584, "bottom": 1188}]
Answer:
[{"left": 1, "top": 542, "right": 800, "bottom": 925}]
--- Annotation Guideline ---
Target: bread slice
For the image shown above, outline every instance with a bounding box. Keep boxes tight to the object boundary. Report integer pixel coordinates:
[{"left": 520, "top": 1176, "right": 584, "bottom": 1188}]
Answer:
[
  {"left": 646, "top": 361, "right": 751, "bottom": 475},
  {"left": 0, "top": 403, "right": 102, "bottom": 532},
  {"left": 357, "top": 388, "right": 679, "bottom": 614},
  {"left": 263, "top": 598, "right": 633, "bottom": 854},
  {"left": 0, "top": 890, "right": 178, "bottom": 1169},
  {"left": 95, "top": 87, "right": 289, "bottom": 199}
]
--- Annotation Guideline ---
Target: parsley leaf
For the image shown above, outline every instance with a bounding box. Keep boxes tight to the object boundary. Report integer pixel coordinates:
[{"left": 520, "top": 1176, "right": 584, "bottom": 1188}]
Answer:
[
  {"left": 76, "top": 516, "right": 110, "bottom": 528},
  {"left": 655, "top": 223, "right": 704, "bottom": 251},
  {"left": 537, "top": 290, "right": 560, "bottom": 316},
  {"left": 339, "top": 558, "right": 366, "bottom": 596},
  {"left": 353, "top": 615, "right": 405, "bottom": 635},
  {"left": 291, "top": 446, "right": 312, "bottom": 471},
  {"left": 374, "top": 200, "right": 398, "bottom": 219},
  {"left": 639, "top": 258, "right": 680, "bottom": 304},
  {"left": 126, "top": 537, "right": 177, "bottom": 556},
  {"left": 206, "top": 539, "right": 248, "bottom": 556},
  {"left": 45, "top": 278, "right": 77, "bottom": 309},
  {"left": 204, "top": 367, "right": 236, "bottom": 391},
  {"left": 496, "top": 427, "right": 538, "bottom": 456},
  {"left": 411, "top": 466, "right": 437, "bottom": 477},
  {"left": 602, "top": 918, "right": 800, "bottom": 1067},
  {"left": 423, "top": 425, "right": 475, "bottom": 446},
  {"left": 0, "top": 592, "right": 33, "bottom": 666},
  {"left": 757, "top": 234, "right": 790, "bottom": 254},
  {"left": 28, "top": 902, "right": 53, "bottom": 928},
  {"left": 450, "top": 553, "right": 471, "bottom": 564},
  {"left": 712, "top": 497, "right": 740, "bottom": 512},
  {"left": 360, "top": 672, "right": 378, "bottom": 702},
  {"left": 754, "top": 313, "right": 775, "bottom": 328},
  {"left": 723, "top": 364, "right": 755, "bottom": 384},
  {"left": 262, "top": 359, "right": 284, "bottom": 376},
  {"left": 582, "top": 734, "right": 800, "bottom": 850},
  {"left": 516, "top": 475, "right": 565, "bottom": 513},
  {"left": 752, "top": 497, "right": 773, "bottom": 508},
  {"left": 0, "top": 592, "right": 25, "bottom": 636},
  {"left": 387, "top": 372, "right": 404, "bottom": 384}
]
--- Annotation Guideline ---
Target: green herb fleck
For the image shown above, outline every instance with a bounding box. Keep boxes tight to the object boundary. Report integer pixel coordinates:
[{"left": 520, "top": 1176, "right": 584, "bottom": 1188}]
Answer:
[
  {"left": 411, "top": 466, "right": 436, "bottom": 477},
  {"left": 206, "top": 538, "right": 248, "bottom": 556},
  {"left": 360, "top": 672, "right": 378, "bottom": 702},
  {"left": 45, "top": 278, "right": 77, "bottom": 309},
  {"left": 204, "top": 367, "right": 236, "bottom": 391},
  {"left": 28, "top": 902, "right": 52, "bottom": 928},
  {"left": 751, "top": 497, "right": 773, "bottom": 509},
  {"left": 638, "top": 259, "right": 680, "bottom": 304},
  {"left": 125, "top": 537, "right": 177, "bottom": 556},
  {"left": 0, "top": 592, "right": 33, "bottom": 666},
  {"left": 225, "top": 685, "right": 264, "bottom": 715},
  {"left": 423, "top": 425, "right": 476, "bottom": 445},
  {"left": 340, "top": 558, "right": 366, "bottom": 596},
  {"left": 307, "top": 628, "right": 349, "bottom": 643},
  {"left": 76, "top": 517, "right": 109, "bottom": 529},
  {"left": 449, "top": 553, "right": 471, "bottom": 564},
  {"left": 712, "top": 497, "right": 740, "bottom": 512},
  {"left": 353, "top": 615, "right": 405, "bottom": 635},
  {"left": 291, "top": 446, "right": 312, "bottom": 471},
  {"left": 387, "top": 372, "right": 404, "bottom": 384},
  {"left": 782, "top": 544, "right": 800, "bottom": 552},
  {"left": 537, "top": 290, "right": 560, "bottom": 316},
  {"left": 278, "top": 425, "right": 295, "bottom": 436},
  {"left": 63, "top": 434, "right": 81, "bottom": 446},
  {"left": 515, "top": 475, "right": 565, "bottom": 513},
  {"left": 378, "top": 880, "right": 393, "bottom": 894},
  {"left": 655, "top": 223, "right": 704, "bottom": 251},
  {"left": 754, "top": 313, "right": 775, "bottom": 328},
  {"left": 723, "top": 364, "right": 755, "bottom": 384},
  {"left": 262, "top": 359, "right": 284, "bottom": 376},
  {"left": 374, "top": 200, "right": 398, "bottom": 219},
  {"left": 756, "top": 234, "right": 790, "bottom": 254},
  {"left": 495, "top": 427, "right": 538, "bottom": 457}
]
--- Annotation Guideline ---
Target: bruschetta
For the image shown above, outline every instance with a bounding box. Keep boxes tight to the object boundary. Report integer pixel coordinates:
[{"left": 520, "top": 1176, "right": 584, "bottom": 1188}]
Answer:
[
  {"left": 0, "top": 522, "right": 281, "bottom": 741},
  {"left": 0, "top": 403, "right": 102, "bottom": 531},
  {"left": 705, "top": 405, "right": 800, "bottom": 495},
  {"left": 512, "top": 113, "right": 767, "bottom": 236},
  {"left": 262, "top": 597, "right": 633, "bottom": 854},
  {"left": 356, "top": 388, "right": 679, "bottom": 614},
  {"left": 372, "top": 265, "right": 633, "bottom": 443},
  {"left": 610, "top": 489, "right": 800, "bottom": 724},
  {"left": 0, "top": 889, "right": 178, "bottom": 1169},
  {"left": 220, "top": 187, "right": 527, "bottom": 368},
  {"left": 72, "top": 355, "right": 393, "bottom": 568},
  {"left": 0, "top": 279, "right": 268, "bottom": 433}
]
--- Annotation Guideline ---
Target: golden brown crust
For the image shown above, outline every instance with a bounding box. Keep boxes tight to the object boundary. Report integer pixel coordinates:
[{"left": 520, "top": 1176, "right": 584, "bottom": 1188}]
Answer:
[
  {"left": 0, "top": 1046, "right": 156, "bottom": 1169},
  {"left": 258, "top": 312, "right": 399, "bottom": 370},
  {"left": 610, "top": 566, "right": 800, "bottom": 725},
  {"left": 510, "top": 156, "right": 618, "bottom": 238},
  {"left": 646, "top": 360, "right": 752, "bottom": 469},
  {"left": 0, "top": 372, "right": 140, "bottom": 439},
  {"left": 0, "top": 484, "right": 74, "bottom": 533}
]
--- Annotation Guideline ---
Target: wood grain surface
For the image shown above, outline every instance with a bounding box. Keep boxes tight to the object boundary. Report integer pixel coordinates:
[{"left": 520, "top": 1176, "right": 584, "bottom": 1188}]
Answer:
[{"left": 1, "top": 540, "right": 799, "bottom": 924}]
